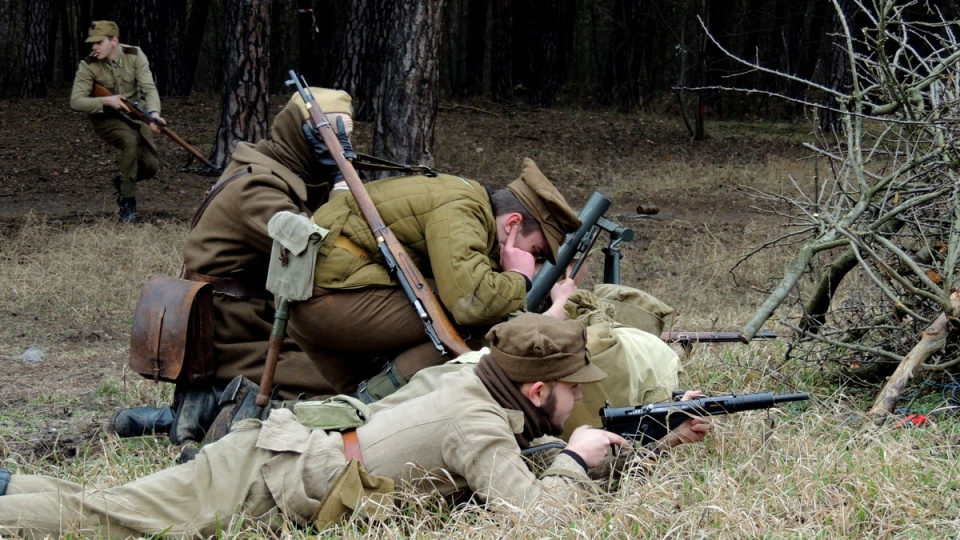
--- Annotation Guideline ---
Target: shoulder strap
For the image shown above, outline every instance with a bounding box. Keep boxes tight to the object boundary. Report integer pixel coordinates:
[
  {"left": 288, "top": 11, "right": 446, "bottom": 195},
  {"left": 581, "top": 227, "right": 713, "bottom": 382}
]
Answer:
[
  {"left": 190, "top": 168, "right": 251, "bottom": 229},
  {"left": 352, "top": 153, "right": 438, "bottom": 177}
]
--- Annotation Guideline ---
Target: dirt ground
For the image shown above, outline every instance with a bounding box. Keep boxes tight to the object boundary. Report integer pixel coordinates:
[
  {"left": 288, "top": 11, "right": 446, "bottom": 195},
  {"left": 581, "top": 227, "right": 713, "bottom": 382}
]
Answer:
[{"left": 0, "top": 92, "right": 804, "bottom": 463}]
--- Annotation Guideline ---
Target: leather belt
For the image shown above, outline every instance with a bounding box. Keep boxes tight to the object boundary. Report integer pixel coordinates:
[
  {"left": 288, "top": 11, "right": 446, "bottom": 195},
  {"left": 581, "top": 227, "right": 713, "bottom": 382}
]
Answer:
[
  {"left": 182, "top": 270, "right": 271, "bottom": 300},
  {"left": 333, "top": 236, "right": 369, "bottom": 260},
  {"left": 341, "top": 429, "right": 364, "bottom": 464}
]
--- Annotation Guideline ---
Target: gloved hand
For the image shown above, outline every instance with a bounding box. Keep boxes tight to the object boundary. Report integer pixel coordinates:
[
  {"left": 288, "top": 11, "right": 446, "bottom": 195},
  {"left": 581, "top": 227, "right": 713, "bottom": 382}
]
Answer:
[{"left": 301, "top": 116, "right": 355, "bottom": 167}]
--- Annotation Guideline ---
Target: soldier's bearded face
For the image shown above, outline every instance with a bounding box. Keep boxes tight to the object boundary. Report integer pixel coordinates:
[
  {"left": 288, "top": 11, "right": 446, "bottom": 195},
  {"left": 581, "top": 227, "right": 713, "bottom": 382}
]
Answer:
[{"left": 539, "top": 381, "right": 582, "bottom": 432}]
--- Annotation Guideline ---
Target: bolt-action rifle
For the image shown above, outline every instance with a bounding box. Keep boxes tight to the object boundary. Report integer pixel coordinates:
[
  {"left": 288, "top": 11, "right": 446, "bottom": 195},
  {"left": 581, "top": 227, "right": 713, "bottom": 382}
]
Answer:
[
  {"left": 91, "top": 83, "right": 221, "bottom": 174},
  {"left": 528, "top": 191, "right": 634, "bottom": 311},
  {"left": 660, "top": 330, "right": 778, "bottom": 345},
  {"left": 601, "top": 391, "right": 809, "bottom": 446},
  {"left": 285, "top": 70, "right": 470, "bottom": 357}
]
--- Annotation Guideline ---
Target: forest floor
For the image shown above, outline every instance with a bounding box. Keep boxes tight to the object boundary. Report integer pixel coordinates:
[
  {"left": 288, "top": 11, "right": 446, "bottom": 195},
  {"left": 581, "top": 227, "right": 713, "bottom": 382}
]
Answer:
[{"left": 0, "top": 91, "right": 813, "bottom": 462}]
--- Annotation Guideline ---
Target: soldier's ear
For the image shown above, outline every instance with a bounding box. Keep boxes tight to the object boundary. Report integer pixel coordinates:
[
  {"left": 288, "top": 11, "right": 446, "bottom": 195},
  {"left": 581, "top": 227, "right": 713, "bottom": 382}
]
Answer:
[{"left": 522, "top": 381, "right": 546, "bottom": 407}]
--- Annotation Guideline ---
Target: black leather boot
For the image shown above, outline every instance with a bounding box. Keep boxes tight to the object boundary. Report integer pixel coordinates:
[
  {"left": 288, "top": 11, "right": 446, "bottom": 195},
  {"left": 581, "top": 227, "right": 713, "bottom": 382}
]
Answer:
[
  {"left": 169, "top": 386, "right": 219, "bottom": 446},
  {"left": 118, "top": 196, "right": 137, "bottom": 223},
  {"left": 109, "top": 406, "right": 175, "bottom": 437},
  {"left": 202, "top": 376, "right": 267, "bottom": 445}
]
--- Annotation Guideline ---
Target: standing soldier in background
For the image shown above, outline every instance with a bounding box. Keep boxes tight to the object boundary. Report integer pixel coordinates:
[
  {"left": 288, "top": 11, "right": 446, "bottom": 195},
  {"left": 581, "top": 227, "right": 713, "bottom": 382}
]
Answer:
[{"left": 69, "top": 21, "right": 164, "bottom": 223}]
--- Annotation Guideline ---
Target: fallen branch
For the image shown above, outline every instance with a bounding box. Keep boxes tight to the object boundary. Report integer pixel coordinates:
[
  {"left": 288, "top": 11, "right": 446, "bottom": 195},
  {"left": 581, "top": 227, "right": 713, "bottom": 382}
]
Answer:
[{"left": 866, "top": 291, "right": 960, "bottom": 425}]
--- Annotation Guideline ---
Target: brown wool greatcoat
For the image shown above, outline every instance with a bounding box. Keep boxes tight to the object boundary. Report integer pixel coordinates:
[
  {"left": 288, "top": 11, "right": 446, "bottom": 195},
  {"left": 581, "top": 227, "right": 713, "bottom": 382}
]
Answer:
[{"left": 181, "top": 100, "right": 339, "bottom": 398}]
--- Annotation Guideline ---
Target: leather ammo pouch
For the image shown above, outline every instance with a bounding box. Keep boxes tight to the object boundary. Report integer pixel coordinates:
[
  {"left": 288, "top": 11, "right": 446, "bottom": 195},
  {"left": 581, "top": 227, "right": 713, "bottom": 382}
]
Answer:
[{"left": 129, "top": 274, "right": 215, "bottom": 384}]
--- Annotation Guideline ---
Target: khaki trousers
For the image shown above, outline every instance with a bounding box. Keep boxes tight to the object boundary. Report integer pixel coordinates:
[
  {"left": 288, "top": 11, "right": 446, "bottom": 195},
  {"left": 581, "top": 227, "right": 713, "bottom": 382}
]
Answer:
[
  {"left": 0, "top": 429, "right": 277, "bottom": 538},
  {"left": 91, "top": 114, "right": 159, "bottom": 198}
]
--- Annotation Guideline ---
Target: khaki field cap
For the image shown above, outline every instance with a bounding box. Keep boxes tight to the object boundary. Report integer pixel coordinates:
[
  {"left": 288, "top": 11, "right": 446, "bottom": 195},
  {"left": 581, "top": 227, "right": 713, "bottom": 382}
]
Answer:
[
  {"left": 486, "top": 313, "right": 606, "bottom": 384},
  {"left": 86, "top": 21, "right": 119, "bottom": 43},
  {"left": 506, "top": 159, "right": 581, "bottom": 263},
  {"left": 290, "top": 88, "right": 355, "bottom": 134}
]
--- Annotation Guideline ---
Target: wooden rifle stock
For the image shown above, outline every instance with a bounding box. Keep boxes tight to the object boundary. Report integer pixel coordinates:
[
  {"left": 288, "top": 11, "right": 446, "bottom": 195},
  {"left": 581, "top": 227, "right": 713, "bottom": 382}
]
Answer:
[
  {"left": 91, "top": 83, "right": 219, "bottom": 172},
  {"left": 285, "top": 71, "right": 470, "bottom": 356},
  {"left": 257, "top": 297, "right": 289, "bottom": 407}
]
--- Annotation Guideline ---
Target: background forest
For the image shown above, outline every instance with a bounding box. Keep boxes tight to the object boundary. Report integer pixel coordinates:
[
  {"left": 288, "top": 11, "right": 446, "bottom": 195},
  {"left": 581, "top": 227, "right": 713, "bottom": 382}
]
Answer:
[{"left": 7, "top": 0, "right": 957, "bottom": 115}]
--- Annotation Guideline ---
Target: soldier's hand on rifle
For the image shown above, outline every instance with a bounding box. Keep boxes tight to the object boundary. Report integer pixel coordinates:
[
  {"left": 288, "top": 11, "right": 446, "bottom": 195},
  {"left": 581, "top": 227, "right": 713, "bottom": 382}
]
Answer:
[
  {"left": 565, "top": 425, "right": 627, "bottom": 468},
  {"left": 148, "top": 112, "right": 167, "bottom": 134},
  {"left": 101, "top": 94, "right": 130, "bottom": 113},
  {"left": 302, "top": 116, "right": 355, "bottom": 185},
  {"left": 661, "top": 418, "right": 711, "bottom": 449},
  {"left": 499, "top": 224, "right": 537, "bottom": 281}
]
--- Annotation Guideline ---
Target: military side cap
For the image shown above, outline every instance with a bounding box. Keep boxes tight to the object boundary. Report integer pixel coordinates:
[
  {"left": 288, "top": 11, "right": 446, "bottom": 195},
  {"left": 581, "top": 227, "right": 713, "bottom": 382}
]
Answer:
[
  {"left": 506, "top": 159, "right": 581, "bottom": 263},
  {"left": 86, "top": 21, "right": 119, "bottom": 43},
  {"left": 485, "top": 313, "right": 606, "bottom": 384},
  {"left": 290, "top": 88, "right": 354, "bottom": 122}
]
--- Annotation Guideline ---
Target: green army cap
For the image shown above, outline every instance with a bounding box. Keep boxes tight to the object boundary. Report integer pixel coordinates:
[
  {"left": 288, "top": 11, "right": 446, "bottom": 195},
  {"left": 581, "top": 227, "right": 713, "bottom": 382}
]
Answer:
[
  {"left": 86, "top": 21, "right": 119, "bottom": 43},
  {"left": 486, "top": 313, "right": 606, "bottom": 384},
  {"left": 506, "top": 158, "right": 581, "bottom": 264}
]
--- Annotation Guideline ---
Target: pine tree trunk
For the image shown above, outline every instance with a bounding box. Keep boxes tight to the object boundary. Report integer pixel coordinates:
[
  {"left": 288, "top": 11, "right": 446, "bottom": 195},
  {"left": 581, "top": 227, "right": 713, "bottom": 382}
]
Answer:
[
  {"left": 514, "top": 0, "right": 563, "bottom": 107},
  {"left": 489, "top": 0, "right": 512, "bottom": 102},
  {"left": 372, "top": 0, "right": 447, "bottom": 169},
  {"left": 21, "top": 0, "right": 52, "bottom": 98},
  {"left": 210, "top": 0, "right": 272, "bottom": 169},
  {"left": 158, "top": 0, "right": 188, "bottom": 96},
  {"left": 182, "top": 0, "right": 213, "bottom": 94},
  {"left": 334, "top": 0, "right": 394, "bottom": 121}
]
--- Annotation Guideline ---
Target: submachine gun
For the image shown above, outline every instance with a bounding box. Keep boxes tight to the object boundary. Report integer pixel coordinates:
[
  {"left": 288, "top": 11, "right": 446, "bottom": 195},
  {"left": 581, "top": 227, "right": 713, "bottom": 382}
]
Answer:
[
  {"left": 601, "top": 392, "right": 810, "bottom": 447},
  {"left": 527, "top": 191, "right": 634, "bottom": 311}
]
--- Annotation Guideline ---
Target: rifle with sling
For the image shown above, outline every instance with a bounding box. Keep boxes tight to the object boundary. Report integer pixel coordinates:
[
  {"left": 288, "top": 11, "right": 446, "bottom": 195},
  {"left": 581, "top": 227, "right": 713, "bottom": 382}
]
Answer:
[
  {"left": 91, "top": 83, "right": 221, "bottom": 175},
  {"left": 285, "top": 70, "right": 470, "bottom": 357}
]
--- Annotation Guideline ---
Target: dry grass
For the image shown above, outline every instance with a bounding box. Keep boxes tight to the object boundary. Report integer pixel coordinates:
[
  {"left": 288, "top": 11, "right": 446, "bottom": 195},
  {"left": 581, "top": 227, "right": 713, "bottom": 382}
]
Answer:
[{"left": 2, "top": 107, "right": 958, "bottom": 538}]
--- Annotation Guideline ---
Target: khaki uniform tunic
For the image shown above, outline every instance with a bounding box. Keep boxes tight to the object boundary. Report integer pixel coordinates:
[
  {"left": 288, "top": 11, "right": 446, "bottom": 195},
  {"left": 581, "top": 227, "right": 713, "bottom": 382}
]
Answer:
[
  {"left": 287, "top": 174, "right": 528, "bottom": 391},
  {"left": 0, "top": 365, "right": 597, "bottom": 538},
  {"left": 69, "top": 46, "right": 160, "bottom": 198}
]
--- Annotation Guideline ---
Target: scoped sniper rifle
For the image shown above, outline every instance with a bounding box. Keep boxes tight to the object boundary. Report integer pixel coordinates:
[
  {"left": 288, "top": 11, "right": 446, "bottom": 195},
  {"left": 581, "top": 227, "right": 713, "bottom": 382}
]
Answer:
[
  {"left": 601, "top": 392, "right": 810, "bottom": 446},
  {"left": 527, "top": 192, "right": 634, "bottom": 311}
]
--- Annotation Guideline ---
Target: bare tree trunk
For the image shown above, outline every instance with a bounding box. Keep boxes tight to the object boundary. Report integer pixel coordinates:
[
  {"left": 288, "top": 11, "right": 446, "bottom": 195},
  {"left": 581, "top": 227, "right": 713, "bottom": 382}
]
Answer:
[
  {"left": 489, "top": 0, "right": 512, "bottom": 103},
  {"left": 334, "top": 0, "right": 394, "bottom": 121},
  {"left": 867, "top": 292, "right": 960, "bottom": 425},
  {"left": 210, "top": 0, "right": 271, "bottom": 169},
  {"left": 296, "top": 0, "right": 318, "bottom": 83},
  {"left": 182, "top": 0, "right": 213, "bottom": 94},
  {"left": 21, "top": 0, "right": 52, "bottom": 98},
  {"left": 119, "top": 0, "right": 161, "bottom": 70},
  {"left": 158, "top": 0, "right": 188, "bottom": 96},
  {"left": 372, "top": 0, "right": 447, "bottom": 169}
]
